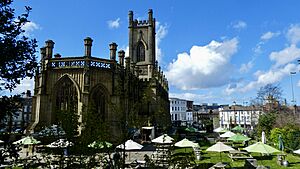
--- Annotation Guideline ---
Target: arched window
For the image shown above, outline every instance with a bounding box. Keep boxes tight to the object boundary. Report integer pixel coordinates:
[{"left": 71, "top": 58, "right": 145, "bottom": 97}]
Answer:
[
  {"left": 90, "top": 86, "right": 107, "bottom": 121},
  {"left": 55, "top": 77, "right": 78, "bottom": 113},
  {"left": 137, "top": 41, "right": 145, "bottom": 62}
]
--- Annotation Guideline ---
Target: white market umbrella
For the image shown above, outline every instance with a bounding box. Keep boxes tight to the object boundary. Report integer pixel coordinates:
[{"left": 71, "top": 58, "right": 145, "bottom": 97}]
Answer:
[
  {"left": 220, "top": 131, "right": 236, "bottom": 138},
  {"left": 175, "top": 138, "right": 199, "bottom": 148},
  {"left": 206, "top": 142, "right": 235, "bottom": 161},
  {"left": 117, "top": 139, "right": 143, "bottom": 161},
  {"left": 293, "top": 149, "right": 300, "bottom": 155},
  {"left": 151, "top": 134, "right": 174, "bottom": 144},
  {"left": 13, "top": 136, "right": 41, "bottom": 145},
  {"left": 47, "top": 139, "right": 74, "bottom": 148},
  {"left": 214, "top": 127, "right": 227, "bottom": 133},
  {"left": 13, "top": 136, "right": 40, "bottom": 157},
  {"left": 117, "top": 139, "right": 143, "bottom": 150},
  {"left": 245, "top": 142, "right": 280, "bottom": 154}
]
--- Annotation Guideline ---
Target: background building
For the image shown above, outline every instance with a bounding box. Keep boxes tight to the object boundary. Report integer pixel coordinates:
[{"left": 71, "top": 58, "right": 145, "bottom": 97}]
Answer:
[
  {"left": 219, "top": 105, "right": 262, "bottom": 130},
  {"left": 169, "top": 98, "right": 193, "bottom": 125},
  {"left": 0, "top": 90, "right": 32, "bottom": 133}
]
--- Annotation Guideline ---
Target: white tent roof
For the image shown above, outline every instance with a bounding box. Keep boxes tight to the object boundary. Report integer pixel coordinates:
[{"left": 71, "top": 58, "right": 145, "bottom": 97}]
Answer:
[
  {"left": 293, "top": 149, "right": 300, "bottom": 155},
  {"left": 117, "top": 139, "right": 143, "bottom": 150},
  {"left": 152, "top": 134, "right": 174, "bottom": 144},
  {"left": 174, "top": 138, "right": 199, "bottom": 148},
  {"left": 220, "top": 131, "right": 236, "bottom": 138},
  {"left": 214, "top": 127, "right": 225, "bottom": 133},
  {"left": 206, "top": 142, "right": 235, "bottom": 152}
]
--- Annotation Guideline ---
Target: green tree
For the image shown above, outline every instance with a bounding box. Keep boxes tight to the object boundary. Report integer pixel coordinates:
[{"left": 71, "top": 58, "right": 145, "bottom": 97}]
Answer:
[
  {"left": 55, "top": 109, "right": 79, "bottom": 141},
  {"left": 81, "top": 104, "right": 110, "bottom": 144},
  {"left": 0, "top": 0, "right": 37, "bottom": 127},
  {"left": 269, "top": 128, "right": 285, "bottom": 146},
  {"left": 0, "top": 0, "right": 37, "bottom": 91},
  {"left": 270, "top": 126, "right": 300, "bottom": 151},
  {"left": 0, "top": 95, "right": 23, "bottom": 132},
  {"left": 256, "top": 112, "right": 276, "bottom": 138}
]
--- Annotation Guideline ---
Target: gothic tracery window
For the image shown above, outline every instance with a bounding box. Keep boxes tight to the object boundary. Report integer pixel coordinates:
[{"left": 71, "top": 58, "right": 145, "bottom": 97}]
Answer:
[
  {"left": 137, "top": 41, "right": 145, "bottom": 62},
  {"left": 90, "top": 86, "right": 107, "bottom": 121},
  {"left": 55, "top": 77, "right": 78, "bottom": 113}
]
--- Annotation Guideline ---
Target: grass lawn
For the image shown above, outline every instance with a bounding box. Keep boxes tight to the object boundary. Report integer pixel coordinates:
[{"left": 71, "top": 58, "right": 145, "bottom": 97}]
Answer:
[{"left": 174, "top": 147, "right": 300, "bottom": 169}]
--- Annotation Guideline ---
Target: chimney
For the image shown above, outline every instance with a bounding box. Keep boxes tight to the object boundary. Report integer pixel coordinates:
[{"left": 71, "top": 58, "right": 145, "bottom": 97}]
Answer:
[
  {"left": 109, "top": 42, "right": 118, "bottom": 60},
  {"left": 54, "top": 53, "right": 61, "bottom": 58},
  {"left": 45, "top": 40, "right": 55, "bottom": 58},
  {"left": 84, "top": 37, "right": 93, "bottom": 57},
  {"left": 118, "top": 50, "right": 125, "bottom": 66}
]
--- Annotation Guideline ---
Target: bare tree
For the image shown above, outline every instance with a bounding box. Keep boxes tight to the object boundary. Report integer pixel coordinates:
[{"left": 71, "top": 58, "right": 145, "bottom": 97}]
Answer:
[{"left": 256, "top": 84, "right": 283, "bottom": 112}]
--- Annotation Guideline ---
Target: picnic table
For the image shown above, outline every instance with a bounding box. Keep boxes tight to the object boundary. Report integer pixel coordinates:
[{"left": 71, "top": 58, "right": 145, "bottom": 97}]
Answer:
[{"left": 228, "top": 150, "right": 253, "bottom": 161}]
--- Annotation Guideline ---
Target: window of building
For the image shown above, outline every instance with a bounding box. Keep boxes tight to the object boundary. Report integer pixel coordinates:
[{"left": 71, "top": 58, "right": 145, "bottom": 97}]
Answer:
[{"left": 137, "top": 41, "right": 145, "bottom": 62}]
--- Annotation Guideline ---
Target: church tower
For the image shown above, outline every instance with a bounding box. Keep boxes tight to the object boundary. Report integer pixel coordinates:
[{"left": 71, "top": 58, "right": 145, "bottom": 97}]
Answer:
[{"left": 128, "top": 9, "right": 156, "bottom": 80}]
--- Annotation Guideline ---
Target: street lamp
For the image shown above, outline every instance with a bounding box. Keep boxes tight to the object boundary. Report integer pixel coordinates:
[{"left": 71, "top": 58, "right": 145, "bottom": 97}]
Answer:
[
  {"left": 290, "top": 72, "right": 296, "bottom": 115},
  {"left": 233, "top": 101, "right": 236, "bottom": 127},
  {"left": 290, "top": 72, "right": 296, "bottom": 104}
]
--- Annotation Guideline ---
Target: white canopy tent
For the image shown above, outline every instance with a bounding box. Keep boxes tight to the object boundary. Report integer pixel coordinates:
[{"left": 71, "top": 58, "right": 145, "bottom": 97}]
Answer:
[
  {"left": 220, "top": 131, "right": 236, "bottom": 138},
  {"left": 151, "top": 134, "right": 174, "bottom": 144},
  {"left": 117, "top": 139, "right": 143, "bottom": 150}
]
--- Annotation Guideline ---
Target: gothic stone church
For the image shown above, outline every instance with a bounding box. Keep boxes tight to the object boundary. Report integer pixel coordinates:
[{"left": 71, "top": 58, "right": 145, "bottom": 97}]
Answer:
[{"left": 30, "top": 10, "right": 170, "bottom": 141}]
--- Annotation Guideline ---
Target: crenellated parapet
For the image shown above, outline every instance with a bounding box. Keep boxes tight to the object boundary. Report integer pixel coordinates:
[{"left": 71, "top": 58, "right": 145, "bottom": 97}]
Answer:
[{"left": 129, "top": 9, "right": 155, "bottom": 28}]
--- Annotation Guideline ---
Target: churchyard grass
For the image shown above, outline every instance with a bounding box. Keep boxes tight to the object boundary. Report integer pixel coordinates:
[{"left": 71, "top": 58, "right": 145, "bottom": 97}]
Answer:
[{"left": 174, "top": 146, "right": 300, "bottom": 168}]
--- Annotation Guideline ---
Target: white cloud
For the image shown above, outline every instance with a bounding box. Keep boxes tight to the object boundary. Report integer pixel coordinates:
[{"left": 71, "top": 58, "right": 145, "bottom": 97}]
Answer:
[
  {"left": 239, "top": 60, "right": 253, "bottom": 73},
  {"left": 165, "top": 38, "right": 238, "bottom": 90},
  {"left": 107, "top": 18, "right": 120, "bottom": 29},
  {"left": 261, "top": 31, "right": 280, "bottom": 41},
  {"left": 2, "top": 77, "right": 34, "bottom": 96},
  {"left": 226, "top": 24, "right": 300, "bottom": 95},
  {"left": 269, "top": 44, "right": 300, "bottom": 67},
  {"left": 286, "top": 24, "right": 300, "bottom": 44},
  {"left": 253, "top": 42, "right": 264, "bottom": 54},
  {"left": 297, "top": 80, "right": 300, "bottom": 87},
  {"left": 124, "top": 46, "right": 129, "bottom": 58},
  {"left": 22, "top": 21, "right": 40, "bottom": 37},
  {"left": 156, "top": 22, "right": 168, "bottom": 62},
  {"left": 232, "top": 21, "right": 247, "bottom": 30},
  {"left": 228, "top": 63, "right": 300, "bottom": 94},
  {"left": 253, "top": 31, "right": 280, "bottom": 54},
  {"left": 170, "top": 92, "right": 215, "bottom": 104}
]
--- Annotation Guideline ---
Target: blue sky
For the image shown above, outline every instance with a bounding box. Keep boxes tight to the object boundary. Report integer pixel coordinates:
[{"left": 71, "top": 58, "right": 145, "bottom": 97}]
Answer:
[{"left": 8, "top": 0, "right": 300, "bottom": 105}]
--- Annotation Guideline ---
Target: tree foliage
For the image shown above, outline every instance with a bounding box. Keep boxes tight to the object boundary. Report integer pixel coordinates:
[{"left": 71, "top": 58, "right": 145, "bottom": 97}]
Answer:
[
  {"left": 0, "top": 94, "right": 23, "bottom": 131},
  {"left": 0, "top": 0, "right": 37, "bottom": 91},
  {"left": 256, "top": 112, "right": 276, "bottom": 137},
  {"left": 81, "top": 104, "right": 110, "bottom": 145},
  {"left": 55, "top": 109, "right": 79, "bottom": 141},
  {"left": 270, "top": 126, "right": 300, "bottom": 151}
]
